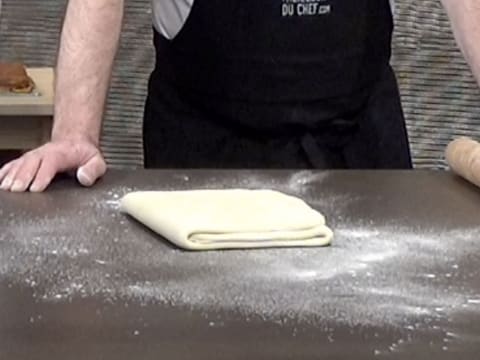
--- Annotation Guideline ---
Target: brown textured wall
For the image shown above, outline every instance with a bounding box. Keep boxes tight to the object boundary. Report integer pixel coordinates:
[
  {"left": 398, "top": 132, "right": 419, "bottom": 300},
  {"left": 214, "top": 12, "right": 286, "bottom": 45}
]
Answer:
[{"left": 1, "top": 0, "right": 479, "bottom": 169}]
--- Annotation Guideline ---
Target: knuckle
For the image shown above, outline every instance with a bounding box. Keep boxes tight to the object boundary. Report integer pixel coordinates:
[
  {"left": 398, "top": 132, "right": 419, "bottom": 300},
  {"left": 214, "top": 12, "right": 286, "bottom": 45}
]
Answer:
[{"left": 22, "top": 152, "right": 38, "bottom": 163}]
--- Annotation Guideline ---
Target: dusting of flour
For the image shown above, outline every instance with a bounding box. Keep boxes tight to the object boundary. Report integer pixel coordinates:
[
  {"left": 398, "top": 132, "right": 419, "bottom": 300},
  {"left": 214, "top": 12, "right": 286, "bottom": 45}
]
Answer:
[{"left": 1, "top": 171, "right": 480, "bottom": 355}]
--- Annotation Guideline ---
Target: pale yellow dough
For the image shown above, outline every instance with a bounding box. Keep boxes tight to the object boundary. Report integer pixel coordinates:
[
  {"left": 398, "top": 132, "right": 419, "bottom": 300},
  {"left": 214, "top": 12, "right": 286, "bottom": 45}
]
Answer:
[{"left": 120, "top": 189, "right": 333, "bottom": 250}]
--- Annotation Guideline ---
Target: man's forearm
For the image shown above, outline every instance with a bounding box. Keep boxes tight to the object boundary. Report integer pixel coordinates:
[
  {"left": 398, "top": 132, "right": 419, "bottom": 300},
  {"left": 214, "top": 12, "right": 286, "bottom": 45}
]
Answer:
[
  {"left": 441, "top": 0, "right": 480, "bottom": 87},
  {"left": 52, "top": 0, "right": 124, "bottom": 145}
]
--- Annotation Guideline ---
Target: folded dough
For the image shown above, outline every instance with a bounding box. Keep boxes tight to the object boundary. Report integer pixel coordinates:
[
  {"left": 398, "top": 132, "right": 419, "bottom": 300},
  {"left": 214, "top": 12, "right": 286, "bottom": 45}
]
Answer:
[{"left": 120, "top": 189, "right": 333, "bottom": 250}]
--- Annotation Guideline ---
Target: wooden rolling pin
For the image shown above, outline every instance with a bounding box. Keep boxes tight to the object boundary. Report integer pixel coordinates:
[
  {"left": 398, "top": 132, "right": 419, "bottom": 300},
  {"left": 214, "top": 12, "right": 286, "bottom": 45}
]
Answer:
[{"left": 446, "top": 137, "right": 480, "bottom": 188}]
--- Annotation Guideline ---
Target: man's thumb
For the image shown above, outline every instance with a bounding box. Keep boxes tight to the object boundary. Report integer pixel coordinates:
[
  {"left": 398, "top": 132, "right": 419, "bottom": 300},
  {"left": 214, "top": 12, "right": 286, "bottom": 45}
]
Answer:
[{"left": 76, "top": 154, "right": 107, "bottom": 187}]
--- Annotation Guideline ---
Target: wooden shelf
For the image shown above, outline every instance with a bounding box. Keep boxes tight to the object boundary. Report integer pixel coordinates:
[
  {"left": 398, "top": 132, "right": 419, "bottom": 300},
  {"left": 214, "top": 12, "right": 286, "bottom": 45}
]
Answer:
[
  {"left": 0, "top": 68, "right": 54, "bottom": 116},
  {"left": 0, "top": 68, "right": 54, "bottom": 150}
]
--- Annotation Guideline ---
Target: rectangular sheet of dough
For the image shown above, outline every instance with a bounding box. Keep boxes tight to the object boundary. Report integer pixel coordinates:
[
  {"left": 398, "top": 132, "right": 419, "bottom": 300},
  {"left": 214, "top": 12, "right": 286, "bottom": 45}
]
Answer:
[{"left": 120, "top": 189, "right": 333, "bottom": 250}]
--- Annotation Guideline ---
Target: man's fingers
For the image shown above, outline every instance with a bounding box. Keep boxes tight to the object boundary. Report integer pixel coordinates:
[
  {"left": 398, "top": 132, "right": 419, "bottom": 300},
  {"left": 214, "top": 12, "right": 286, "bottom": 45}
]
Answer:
[
  {"left": 76, "top": 154, "right": 107, "bottom": 187},
  {"left": 9, "top": 155, "right": 42, "bottom": 193},
  {"left": 29, "top": 156, "right": 62, "bottom": 193},
  {"left": 0, "top": 159, "right": 23, "bottom": 191},
  {"left": 0, "top": 161, "right": 15, "bottom": 185},
  {"left": 1, "top": 141, "right": 105, "bottom": 192}
]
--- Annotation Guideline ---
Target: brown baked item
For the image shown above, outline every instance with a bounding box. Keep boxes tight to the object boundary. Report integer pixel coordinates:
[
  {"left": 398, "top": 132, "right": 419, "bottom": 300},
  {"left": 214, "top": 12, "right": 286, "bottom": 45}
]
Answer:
[{"left": 0, "top": 62, "right": 35, "bottom": 94}]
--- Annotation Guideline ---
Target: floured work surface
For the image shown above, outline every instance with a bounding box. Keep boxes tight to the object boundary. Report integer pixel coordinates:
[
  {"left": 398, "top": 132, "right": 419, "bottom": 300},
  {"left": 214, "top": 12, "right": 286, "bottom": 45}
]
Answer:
[{"left": 1, "top": 170, "right": 480, "bottom": 359}]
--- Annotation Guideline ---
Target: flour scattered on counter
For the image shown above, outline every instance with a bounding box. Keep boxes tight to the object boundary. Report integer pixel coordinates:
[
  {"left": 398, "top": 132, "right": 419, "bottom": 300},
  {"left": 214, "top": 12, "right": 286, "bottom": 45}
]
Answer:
[
  {"left": 2, "top": 205, "right": 480, "bottom": 330},
  {"left": 1, "top": 172, "right": 480, "bottom": 355},
  {"left": 92, "top": 186, "right": 135, "bottom": 210},
  {"left": 197, "top": 170, "right": 330, "bottom": 197}
]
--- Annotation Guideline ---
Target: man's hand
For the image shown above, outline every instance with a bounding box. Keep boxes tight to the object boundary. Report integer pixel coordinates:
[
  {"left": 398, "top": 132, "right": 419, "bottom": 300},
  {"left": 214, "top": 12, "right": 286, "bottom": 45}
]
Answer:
[
  {"left": 0, "top": 0, "right": 124, "bottom": 193},
  {"left": 0, "top": 140, "right": 106, "bottom": 192}
]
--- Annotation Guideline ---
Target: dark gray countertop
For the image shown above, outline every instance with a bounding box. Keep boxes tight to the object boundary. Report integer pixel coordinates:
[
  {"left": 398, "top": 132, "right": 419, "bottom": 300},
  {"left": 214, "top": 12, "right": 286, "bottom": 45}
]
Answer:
[{"left": 1, "top": 170, "right": 480, "bottom": 359}]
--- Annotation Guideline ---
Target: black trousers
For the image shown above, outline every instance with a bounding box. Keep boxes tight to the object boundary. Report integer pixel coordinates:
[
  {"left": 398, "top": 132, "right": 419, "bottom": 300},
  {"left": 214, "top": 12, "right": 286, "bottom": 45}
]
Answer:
[{"left": 143, "top": 66, "right": 412, "bottom": 169}]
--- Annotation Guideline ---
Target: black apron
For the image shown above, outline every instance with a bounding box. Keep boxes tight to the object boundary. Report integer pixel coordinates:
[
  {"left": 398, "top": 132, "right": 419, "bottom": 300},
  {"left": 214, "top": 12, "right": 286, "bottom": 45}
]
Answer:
[{"left": 144, "top": 0, "right": 412, "bottom": 169}]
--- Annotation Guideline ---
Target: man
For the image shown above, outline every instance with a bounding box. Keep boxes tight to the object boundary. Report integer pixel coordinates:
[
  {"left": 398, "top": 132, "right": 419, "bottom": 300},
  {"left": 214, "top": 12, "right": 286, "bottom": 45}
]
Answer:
[{"left": 0, "top": 0, "right": 479, "bottom": 192}]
